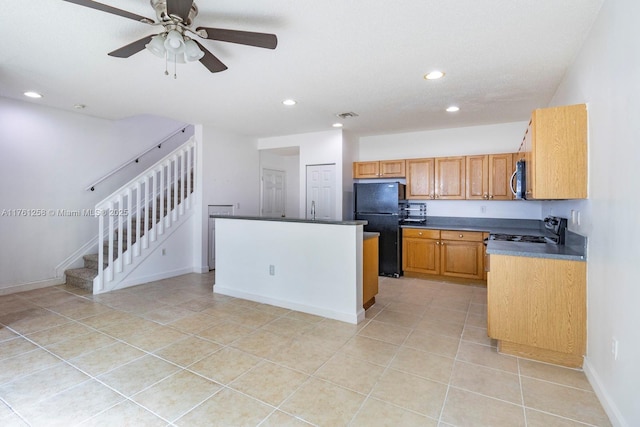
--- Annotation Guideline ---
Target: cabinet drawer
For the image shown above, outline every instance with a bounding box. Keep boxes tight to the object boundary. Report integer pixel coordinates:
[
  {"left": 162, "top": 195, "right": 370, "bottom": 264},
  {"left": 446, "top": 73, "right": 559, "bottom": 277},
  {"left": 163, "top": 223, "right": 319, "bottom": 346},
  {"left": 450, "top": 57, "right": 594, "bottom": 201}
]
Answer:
[
  {"left": 440, "top": 230, "right": 484, "bottom": 242},
  {"left": 403, "top": 228, "right": 440, "bottom": 239}
]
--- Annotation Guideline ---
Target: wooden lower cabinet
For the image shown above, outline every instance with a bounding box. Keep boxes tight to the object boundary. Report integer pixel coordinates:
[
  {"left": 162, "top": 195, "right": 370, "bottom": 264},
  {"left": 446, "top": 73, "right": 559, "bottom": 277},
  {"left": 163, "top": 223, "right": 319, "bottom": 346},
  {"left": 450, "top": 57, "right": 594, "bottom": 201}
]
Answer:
[
  {"left": 402, "top": 229, "right": 440, "bottom": 274},
  {"left": 363, "top": 234, "right": 379, "bottom": 309},
  {"left": 402, "top": 228, "right": 485, "bottom": 282},
  {"left": 440, "top": 239, "right": 484, "bottom": 279},
  {"left": 487, "top": 254, "right": 586, "bottom": 368}
]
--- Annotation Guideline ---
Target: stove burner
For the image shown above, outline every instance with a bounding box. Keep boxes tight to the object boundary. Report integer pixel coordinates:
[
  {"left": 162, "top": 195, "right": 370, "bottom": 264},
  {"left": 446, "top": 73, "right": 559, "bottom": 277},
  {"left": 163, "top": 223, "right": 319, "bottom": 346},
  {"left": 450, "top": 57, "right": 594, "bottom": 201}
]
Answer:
[{"left": 489, "top": 234, "right": 549, "bottom": 244}]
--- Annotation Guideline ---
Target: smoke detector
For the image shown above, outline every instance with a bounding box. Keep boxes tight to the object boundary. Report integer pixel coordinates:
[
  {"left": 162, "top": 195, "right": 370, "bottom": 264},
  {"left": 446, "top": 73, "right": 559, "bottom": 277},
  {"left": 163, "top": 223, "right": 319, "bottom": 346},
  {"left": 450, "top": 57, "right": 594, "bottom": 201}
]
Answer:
[{"left": 336, "top": 112, "right": 359, "bottom": 119}]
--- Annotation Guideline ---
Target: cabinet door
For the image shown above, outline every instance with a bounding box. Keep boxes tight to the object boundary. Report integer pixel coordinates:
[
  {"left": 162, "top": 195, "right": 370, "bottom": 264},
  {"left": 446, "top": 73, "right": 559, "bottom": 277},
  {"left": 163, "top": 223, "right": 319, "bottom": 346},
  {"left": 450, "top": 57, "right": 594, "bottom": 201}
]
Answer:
[
  {"left": 379, "top": 160, "right": 406, "bottom": 177},
  {"left": 406, "top": 158, "right": 435, "bottom": 199},
  {"left": 353, "top": 161, "right": 380, "bottom": 178},
  {"left": 440, "top": 239, "right": 484, "bottom": 279},
  {"left": 435, "top": 157, "right": 465, "bottom": 199},
  {"left": 488, "top": 153, "right": 514, "bottom": 200},
  {"left": 466, "top": 155, "right": 488, "bottom": 200},
  {"left": 529, "top": 104, "right": 588, "bottom": 199},
  {"left": 402, "top": 237, "right": 440, "bottom": 274},
  {"left": 487, "top": 255, "right": 586, "bottom": 356}
]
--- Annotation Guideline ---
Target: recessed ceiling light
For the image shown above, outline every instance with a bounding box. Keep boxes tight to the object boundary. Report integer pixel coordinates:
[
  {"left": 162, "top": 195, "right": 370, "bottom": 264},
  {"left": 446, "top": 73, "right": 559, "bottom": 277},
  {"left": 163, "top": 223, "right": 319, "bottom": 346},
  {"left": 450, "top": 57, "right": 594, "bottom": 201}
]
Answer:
[
  {"left": 282, "top": 99, "right": 296, "bottom": 106},
  {"left": 23, "top": 91, "right": 43, "bottom": 99},
  {"left": 332, "top": 123, "right": 343, "bottom": 128},
  {"left": 446, "top": 106, "right": 460, "bottom": 112},
  {"left": 424, "top": 71, "right": 445, "bottom": 80}
]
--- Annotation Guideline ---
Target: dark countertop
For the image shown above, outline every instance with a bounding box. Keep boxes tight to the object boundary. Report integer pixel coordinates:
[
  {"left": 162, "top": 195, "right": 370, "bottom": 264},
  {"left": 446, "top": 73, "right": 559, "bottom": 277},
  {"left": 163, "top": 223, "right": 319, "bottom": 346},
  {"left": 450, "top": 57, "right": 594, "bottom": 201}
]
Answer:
[
  {"left": 210, "top": 215, "right": 367, "bottom": 226},
  {"left": 363, "top": 232, "right": 380, "bottom": 240},
  {"left": 401, "top": 216, "right": 586, "bottom": 261}
]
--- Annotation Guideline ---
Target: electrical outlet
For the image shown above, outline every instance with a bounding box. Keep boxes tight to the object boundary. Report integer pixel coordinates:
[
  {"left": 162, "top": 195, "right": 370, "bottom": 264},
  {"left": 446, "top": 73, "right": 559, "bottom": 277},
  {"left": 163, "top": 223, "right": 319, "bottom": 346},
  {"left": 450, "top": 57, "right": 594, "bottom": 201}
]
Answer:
[
  {"left": 480, "top": 205, "right": 486, "bottom": 214},
  {"left": 612, "top": 337, "right": 619, "bottom": 360},
  {"left": 269, "top": 265, "right": 275, "bottom": 276}
]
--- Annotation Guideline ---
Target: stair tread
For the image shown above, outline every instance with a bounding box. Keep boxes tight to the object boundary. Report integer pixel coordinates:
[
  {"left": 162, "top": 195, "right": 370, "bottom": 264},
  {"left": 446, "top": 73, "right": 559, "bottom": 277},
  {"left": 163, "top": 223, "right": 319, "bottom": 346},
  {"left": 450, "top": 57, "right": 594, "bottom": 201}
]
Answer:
[{"left": 65, "top": 267, "right": 98, "bottom": 279}]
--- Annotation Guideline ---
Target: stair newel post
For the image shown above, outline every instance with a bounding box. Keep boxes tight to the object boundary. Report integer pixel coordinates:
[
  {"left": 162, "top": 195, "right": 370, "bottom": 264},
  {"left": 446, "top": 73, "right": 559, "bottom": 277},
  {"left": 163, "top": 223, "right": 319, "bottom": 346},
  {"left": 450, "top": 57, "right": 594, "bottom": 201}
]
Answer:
[
  {"left": 125, "top": 187, "right": 132, "bottom": 265},
  {"left": 173, "top": 154, "right": 179, "bottom": 222},
  {"left": 107, "top": 201, "right": 114, "bottom": 282},
  {"left": 97, "top": 209, "right": 104, "bottom": 292},
  {"left": 135, "top": 181, "right": 142, "bottom": 256},
  {"left": 116, "top": 195, "right": 123, "bottom": 273},
  {"left": 151, "top": 170, "right": 158, "bottom": 242}
]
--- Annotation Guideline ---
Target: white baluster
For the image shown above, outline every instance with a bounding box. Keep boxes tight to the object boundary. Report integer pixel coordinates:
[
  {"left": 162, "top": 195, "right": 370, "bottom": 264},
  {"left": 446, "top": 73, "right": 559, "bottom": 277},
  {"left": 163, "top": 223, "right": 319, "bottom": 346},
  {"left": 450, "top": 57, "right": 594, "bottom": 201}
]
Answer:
[
  {"left": 97, "top": 209, "right": 104, "bottom": 292},
  {"left": 116, "top": 196, "right": 123, "bottom": 273},
  {"left": 159, "top": 166, "right": 165, "bottom": 235},
  {"left": 186, "top": 145, "right": 192, "bottom": 209},
  {"left": 107, "top": 201, "right": 114, "bottom": 282},
  {"left": 180, "top": 150, "right": 186, "bottom": 215},
  {"left": 173, "top": 154, "right": 179, "bottom": 222},
  {"left": 135, "top": 181, "right": 141, "bottom": 256},
  {"left": 151, "top": 170, "right": 158, "bottom": 241},
  {"left": 125, "top": 188, "right": 132, "bottom": 265}
]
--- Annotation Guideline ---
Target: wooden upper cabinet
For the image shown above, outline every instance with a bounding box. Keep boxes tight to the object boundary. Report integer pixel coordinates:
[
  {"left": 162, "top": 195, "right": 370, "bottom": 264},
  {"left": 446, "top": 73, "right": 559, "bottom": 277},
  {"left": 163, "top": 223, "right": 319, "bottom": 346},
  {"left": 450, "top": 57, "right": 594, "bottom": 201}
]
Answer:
[
  {"left": 406, "top": 158, "right": 435, "bottom": 199},
  {"left": 353, "top": 160, "right": 405, "bottom": 178},
  {"left": 435, "top": 156, "right": 465, "bottom": 199},
  {"left": 353, "top": 161, "right": 379, "bottom": 178},
  {"left": 466, "top": 154, "right": 514, "bottom": 200},
  {"left": 466, "top": 155, "right": 489, "bottom": 200},
  {"left": 488, "top": 153, "right": 514, "bottom": 200},
  {"left": 522, "top": 103, "right": 588, "bottom": 199}
]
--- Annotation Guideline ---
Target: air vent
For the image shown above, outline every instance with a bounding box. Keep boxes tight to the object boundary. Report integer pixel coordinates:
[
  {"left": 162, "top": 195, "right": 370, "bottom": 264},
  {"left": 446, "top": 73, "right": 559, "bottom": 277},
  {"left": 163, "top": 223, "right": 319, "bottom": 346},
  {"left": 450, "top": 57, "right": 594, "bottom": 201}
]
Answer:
[{"left": 336, "top": 112, "right": 359, "bottom": 119}]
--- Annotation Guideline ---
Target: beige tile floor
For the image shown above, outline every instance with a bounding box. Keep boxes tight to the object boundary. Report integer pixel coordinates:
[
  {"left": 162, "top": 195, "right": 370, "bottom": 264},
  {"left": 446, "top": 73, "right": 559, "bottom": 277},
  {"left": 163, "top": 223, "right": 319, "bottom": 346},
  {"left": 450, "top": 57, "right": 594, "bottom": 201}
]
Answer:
[{"left": 0, "top": 273, "right": 611, "bottom": 426}]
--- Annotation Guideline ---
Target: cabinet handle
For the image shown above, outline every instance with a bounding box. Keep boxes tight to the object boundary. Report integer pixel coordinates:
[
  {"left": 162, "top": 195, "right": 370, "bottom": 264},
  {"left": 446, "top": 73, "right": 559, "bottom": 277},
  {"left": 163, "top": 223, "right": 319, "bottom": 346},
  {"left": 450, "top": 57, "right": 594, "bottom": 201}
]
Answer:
[
  {"left": 435, "top": 194, "right": 440, "bottom": 199},
  {"left": 483, "top": 193, "right": 488, "bottom": 199},
  {"left": 459, "top": 234, "right": 463, "bottom": 238},
  {"left": 418, "top": 232, "right": 423, "bottom": 236},
  {"left": 489, "top": 195, "right": 494, "bottom": 199},
  {"left": 436, "top": 241, "right": 440, "bottom": 245}
]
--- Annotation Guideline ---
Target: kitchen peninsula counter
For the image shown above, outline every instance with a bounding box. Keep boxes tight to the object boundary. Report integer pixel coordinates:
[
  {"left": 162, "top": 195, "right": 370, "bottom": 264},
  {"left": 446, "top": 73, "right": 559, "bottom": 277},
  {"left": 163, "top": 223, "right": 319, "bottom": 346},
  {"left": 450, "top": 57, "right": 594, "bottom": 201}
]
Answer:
[{"left": 211, "top": 216, "right": 367, "bottom": 324}]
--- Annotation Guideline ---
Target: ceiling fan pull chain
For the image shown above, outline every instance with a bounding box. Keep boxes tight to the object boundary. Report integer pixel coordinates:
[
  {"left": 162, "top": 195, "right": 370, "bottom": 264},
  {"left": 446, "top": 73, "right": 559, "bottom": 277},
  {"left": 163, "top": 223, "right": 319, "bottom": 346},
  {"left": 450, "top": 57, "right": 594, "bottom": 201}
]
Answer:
[
  {"left": 164, "top": 51, "right": 169, "bottom": 76},
  {"left": 174, "top": 56, "right": 177, "bottom": 79}
]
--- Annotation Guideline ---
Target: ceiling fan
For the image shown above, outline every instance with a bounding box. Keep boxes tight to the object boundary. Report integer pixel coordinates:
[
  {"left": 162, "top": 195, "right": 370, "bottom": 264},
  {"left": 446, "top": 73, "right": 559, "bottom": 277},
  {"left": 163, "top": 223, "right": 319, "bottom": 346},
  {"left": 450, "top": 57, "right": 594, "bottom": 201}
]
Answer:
[{"left": 62, "top": 0, "right": 278, "bottom": 73}]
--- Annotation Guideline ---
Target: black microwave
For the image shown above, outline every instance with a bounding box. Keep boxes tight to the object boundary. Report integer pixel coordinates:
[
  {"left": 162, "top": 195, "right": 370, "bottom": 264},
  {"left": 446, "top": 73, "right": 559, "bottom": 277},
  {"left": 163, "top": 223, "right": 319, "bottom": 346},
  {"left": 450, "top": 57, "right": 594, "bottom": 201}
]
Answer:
[{"left": 511, "top": 159, "right": 526, "bottom": 199}]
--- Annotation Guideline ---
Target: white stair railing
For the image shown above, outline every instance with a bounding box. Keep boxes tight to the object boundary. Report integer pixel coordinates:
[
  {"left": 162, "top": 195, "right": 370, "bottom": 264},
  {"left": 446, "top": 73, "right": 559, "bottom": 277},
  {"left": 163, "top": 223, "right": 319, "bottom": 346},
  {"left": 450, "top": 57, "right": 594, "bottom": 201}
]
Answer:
[{"left": 94, "top": 137, "right": 196, "bottom": 293}]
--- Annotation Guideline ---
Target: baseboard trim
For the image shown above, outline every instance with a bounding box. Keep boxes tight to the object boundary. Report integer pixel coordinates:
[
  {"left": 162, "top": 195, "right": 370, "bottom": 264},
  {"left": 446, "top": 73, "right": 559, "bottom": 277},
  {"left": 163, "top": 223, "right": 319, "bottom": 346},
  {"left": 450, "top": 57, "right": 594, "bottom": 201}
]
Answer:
[
  {"left": 583, "top": 357, "right": 627, "bottom": 427},
  {"left": 114, "top": 267, "right": 196, "bottom": 291},
  {"left": 214, "top": 284, "right": 365, "bottom": 325},
  {"left": 0, "top": 277, "right": 66, "bottom": 296}
]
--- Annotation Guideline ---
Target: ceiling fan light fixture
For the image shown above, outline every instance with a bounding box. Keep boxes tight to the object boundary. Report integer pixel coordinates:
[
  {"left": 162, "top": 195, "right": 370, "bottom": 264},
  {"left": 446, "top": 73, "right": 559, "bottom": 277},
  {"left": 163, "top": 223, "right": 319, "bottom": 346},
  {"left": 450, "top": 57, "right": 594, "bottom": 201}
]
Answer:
[
  {"left": 164, "top": 30, "right": 185, "bottom": 55},
  {"left": 184, "top": 39, "right": 204, "bottom": 62},
  {"left": 146, "top": 34, "right": 167, "bottom": 58},
  {"left": 424, "top": 70, "right": 445, "bottom": 80}
]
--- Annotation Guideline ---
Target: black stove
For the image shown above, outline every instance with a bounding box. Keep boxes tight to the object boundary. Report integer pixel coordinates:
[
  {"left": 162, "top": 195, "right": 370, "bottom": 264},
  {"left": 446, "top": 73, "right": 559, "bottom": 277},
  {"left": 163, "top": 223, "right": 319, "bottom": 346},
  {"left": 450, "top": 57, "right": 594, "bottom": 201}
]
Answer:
[{"left": 488, "top": 216, "right": 567, "bottom": 245}]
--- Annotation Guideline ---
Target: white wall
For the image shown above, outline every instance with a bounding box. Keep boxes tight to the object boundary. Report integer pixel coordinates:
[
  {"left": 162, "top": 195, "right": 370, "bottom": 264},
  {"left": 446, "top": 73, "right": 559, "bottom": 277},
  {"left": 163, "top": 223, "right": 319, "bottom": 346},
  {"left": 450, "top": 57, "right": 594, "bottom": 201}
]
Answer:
[
  {"left": 259, "top": 130, "right": 344, "bottom": 220},
  {"left": 542, "top": 1, "right": 639, "bottom": 425},
  {"left": 0, "top": 97, "right": 187, "bottom": 293},
  {"left": 358, "top": 122, "right": 542, "bottom": 219},
  {"left": 198, "top": 125, "right": 260, "bottom": 270}
]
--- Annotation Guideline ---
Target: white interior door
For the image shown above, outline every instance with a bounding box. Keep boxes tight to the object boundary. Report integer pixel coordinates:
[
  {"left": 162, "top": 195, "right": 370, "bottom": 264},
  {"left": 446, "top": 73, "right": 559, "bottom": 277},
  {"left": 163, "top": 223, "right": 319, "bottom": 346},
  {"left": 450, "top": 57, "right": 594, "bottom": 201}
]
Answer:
[
  {"left": 306, "top": 164, "right": 336, "bottom": 220},
  {"left": 262, "top": 168, "right": 286, "bottom": 217}
]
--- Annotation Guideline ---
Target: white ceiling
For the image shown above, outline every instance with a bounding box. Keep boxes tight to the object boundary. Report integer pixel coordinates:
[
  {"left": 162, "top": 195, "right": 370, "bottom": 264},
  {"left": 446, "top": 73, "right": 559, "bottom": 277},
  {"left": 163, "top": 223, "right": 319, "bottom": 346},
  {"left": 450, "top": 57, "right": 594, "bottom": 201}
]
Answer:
[{"left": 1, "top": 0, "right": 604, "bottom": 138}]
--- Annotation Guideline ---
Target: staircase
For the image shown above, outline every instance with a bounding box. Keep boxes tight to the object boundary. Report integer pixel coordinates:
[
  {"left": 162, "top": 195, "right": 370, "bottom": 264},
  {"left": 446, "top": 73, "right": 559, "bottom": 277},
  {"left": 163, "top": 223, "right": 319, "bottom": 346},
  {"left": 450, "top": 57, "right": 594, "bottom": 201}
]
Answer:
[{"left": 64, "top": 137, "right": 197, "bottom": 293}]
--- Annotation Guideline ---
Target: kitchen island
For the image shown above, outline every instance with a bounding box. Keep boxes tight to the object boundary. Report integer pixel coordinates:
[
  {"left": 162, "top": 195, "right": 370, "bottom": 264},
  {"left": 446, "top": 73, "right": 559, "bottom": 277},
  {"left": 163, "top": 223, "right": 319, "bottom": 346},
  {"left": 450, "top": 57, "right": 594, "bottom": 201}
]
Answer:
[{"left": 211, "top": 216, "right": 368, "bottom": 324}]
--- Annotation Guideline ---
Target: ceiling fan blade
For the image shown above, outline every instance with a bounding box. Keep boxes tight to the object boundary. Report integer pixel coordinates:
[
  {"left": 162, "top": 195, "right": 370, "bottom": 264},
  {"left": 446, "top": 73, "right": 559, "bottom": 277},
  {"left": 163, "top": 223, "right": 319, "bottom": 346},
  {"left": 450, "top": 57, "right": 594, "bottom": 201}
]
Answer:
[
  {"left": 196, "top": 27, "right": 278, "bottom": 49},
  {"left": 108, "top": 35, "right": 154, "bottom": 58},
  {"left": 62, "top": 0, "right": 154, "bottom": 23},
  {"left": 166, "top": 0, "right": 194, "bottom": 22},
  {"left": 193, "top": 40, "right": 228, "bottom": 73}
]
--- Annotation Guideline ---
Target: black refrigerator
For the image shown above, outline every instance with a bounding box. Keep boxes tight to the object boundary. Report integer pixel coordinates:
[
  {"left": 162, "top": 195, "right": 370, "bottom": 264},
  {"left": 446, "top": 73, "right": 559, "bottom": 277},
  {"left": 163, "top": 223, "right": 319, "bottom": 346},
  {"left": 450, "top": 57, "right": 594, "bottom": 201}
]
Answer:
[{"left": 354, "top": 182, "right": 406, "bottom": 277}]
